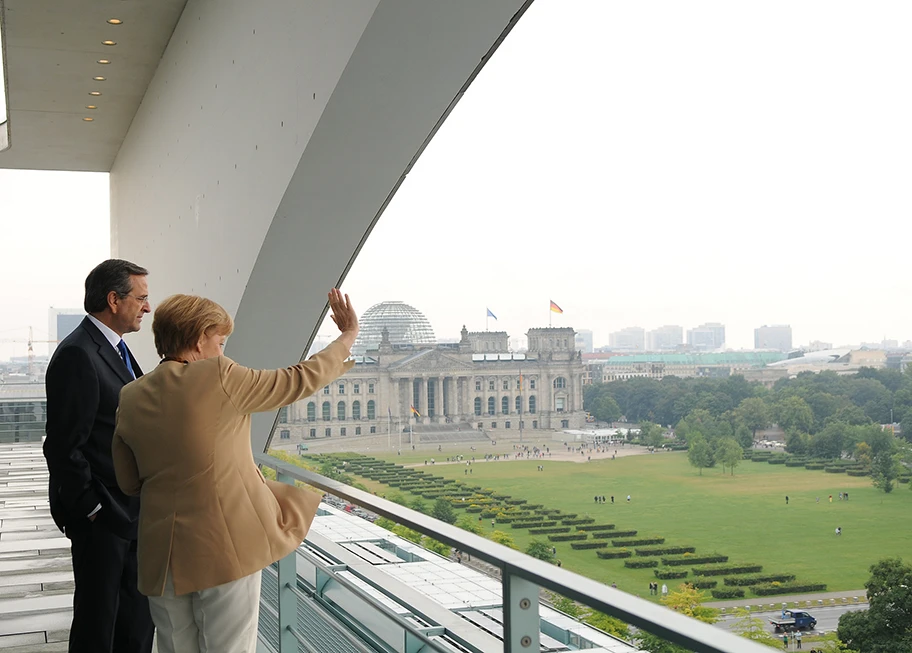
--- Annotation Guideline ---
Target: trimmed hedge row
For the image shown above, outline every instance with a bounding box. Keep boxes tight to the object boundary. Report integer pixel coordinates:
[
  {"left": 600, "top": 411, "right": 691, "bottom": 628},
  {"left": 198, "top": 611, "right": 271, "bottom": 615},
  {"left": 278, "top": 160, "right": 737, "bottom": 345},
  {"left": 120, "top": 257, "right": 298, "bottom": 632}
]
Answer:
[
  {"left": 824, "top": 467, "right": 846, "bottom": 474},
  {"left": 548, "top": 534, "right": 588, "bottom": 542},
  {"left": 594, "top": 530, "right": 638, "bottom": 540},
  {"left": 635, "top": 546, "right": 696, "bottom": 558},
  {"left": 624, "top": 560, "right": 659, "bottom": 569},
  {"left": 662, "top": 554, "right": 728, "bottom": 567},
  {"left": 653, "top": 569, "right": 688, "bottom": 580},
  {"left": 692, "top": 580, "right": 718, "bottom": 590},
  {"left": 752, "top": 583, "right": 827, "bottom": 596},
  {"left": 577, "top": 524, "right": 616, "bottom": 532},
  {"left": 597, "top": 550, "right": 632, "bottom": 559},
  {"left": 562, "top": 518, "right": 596, "bottom": 526},
  {"left": 528, "top": 527, "right": 571, "bottom": 535},
  {"left": 611, "top": 537, "right": 663, "bottom": 547},
  {"left": 724, "top": 574, "right": 796, "bottom": 587},
  {"left": 692, "top": 565, "right": 763, "bottom": 577},
  {"left": 511, "top": 521, "right": 557, "bottom": 529},
  {"left": 805, "top": 463, "right": 825, "bottom": 470},
  {"left": 711, "top": 588, "right": 745, "bottom": 599},
  {"left": 570, "top": 542, "right": 608, "bottom": 550},
  {"left": 846, "top": 470, "right": 869, "bottom": 477}
]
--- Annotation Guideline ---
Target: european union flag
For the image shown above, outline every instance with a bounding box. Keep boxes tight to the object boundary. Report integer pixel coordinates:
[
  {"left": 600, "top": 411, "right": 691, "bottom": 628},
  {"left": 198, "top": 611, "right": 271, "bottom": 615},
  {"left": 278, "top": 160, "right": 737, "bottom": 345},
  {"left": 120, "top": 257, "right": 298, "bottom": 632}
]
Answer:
[{"left": 486, "top": 308, "right": 497, "bottom": 320}]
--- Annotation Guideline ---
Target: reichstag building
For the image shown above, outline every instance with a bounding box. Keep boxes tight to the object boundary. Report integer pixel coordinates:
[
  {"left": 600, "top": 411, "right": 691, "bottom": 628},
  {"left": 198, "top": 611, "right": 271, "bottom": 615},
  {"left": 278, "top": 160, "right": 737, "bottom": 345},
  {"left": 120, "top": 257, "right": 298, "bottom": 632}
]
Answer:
[{"left": 278, "top": 302, "right": 586, "bottom": 442}]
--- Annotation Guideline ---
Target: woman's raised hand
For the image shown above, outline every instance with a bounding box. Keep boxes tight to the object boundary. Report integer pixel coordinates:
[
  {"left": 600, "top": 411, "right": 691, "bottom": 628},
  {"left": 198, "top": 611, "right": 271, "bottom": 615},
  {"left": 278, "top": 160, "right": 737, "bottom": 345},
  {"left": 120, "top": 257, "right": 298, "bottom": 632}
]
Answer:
[{"left": 328, "top": 289, "right": 359, "bottom": 349}]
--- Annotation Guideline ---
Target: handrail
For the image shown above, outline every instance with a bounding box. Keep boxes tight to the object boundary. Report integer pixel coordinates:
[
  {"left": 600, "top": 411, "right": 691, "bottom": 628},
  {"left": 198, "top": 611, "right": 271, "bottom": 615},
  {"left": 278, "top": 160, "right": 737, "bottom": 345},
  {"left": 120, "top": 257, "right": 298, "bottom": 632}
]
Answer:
[{"left": 256, "top": 452, "right": 773, "bottom": 653}]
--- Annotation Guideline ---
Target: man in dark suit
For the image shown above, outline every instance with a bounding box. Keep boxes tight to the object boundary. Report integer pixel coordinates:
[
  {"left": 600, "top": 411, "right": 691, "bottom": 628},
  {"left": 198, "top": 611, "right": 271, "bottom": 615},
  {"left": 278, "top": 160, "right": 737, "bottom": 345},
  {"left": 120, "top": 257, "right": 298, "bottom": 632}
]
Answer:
[{"left": 44, "top": 259, "right": 155, "bottom": 653}]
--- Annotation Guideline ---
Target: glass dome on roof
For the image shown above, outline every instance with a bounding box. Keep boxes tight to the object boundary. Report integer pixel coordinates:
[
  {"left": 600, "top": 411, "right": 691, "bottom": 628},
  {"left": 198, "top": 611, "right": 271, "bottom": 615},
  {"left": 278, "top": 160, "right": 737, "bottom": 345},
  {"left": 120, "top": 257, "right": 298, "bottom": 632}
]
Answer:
[{"left": 354, "top": 301, "right": 436, "bottom": 353}]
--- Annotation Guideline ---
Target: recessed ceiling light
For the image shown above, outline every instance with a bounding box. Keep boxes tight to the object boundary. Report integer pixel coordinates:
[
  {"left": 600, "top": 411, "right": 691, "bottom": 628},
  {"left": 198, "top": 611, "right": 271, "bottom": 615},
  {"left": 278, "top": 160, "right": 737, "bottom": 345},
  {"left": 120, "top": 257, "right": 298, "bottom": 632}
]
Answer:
[
  {"left": 89, "top": 91, "right": 102, "bottom": 96},
  {"left": 86, "top": 105, "right": 98, "bottom": 110},
  {"left": 93, "top": 76, "right": 106, "bottom": 81},
  {"left": 97, "top": 59, "right": 111, "bottom": 65},
  {"left": 102, "top": 40, "right": 117, "bottom": 46},
  {"left": 83, "top": 117, "right": 94, "bottom": 122},
  {"left": 107, "top": 18, "right": 123, "bottom": 25}
]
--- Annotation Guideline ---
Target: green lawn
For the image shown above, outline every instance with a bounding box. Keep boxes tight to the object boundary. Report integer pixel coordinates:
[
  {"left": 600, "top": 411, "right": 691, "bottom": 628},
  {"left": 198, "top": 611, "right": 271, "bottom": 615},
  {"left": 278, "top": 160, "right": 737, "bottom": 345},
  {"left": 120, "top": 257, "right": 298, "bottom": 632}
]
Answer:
[{"left": 349, "top": 451, "right": 912, "bottom": 602}]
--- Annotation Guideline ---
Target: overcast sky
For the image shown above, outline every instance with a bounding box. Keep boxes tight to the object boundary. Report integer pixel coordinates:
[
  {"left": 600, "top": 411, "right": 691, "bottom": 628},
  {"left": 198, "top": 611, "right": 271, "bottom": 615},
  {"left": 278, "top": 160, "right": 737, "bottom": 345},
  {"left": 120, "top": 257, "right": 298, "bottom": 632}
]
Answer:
[{"left": 2, "top": 0, "right": 911, "bottom": 360}]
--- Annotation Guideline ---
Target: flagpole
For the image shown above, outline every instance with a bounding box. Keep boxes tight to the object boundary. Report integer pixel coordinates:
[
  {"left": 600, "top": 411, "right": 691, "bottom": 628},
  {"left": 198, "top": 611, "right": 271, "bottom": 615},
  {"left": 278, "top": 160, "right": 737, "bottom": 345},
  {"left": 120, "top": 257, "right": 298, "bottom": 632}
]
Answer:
[
  {"left": 387, "top": 409, "right": 391, "bottom": 450},
  {"left": 397, "top": 416, "right": 401, "bottom": 452}
]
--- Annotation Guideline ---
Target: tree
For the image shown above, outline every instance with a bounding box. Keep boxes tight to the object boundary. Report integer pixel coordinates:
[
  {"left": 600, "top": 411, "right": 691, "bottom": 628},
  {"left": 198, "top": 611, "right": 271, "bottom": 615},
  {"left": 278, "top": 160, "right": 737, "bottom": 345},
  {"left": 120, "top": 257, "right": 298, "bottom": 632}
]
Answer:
[
  {"left": 550, "top": 593, "right": 584, "bottom": 618},
  {"left": 455, "top": 516, "right": 484, "bottom": 535},
  {"left": 431, "top": 498, "right": 457, "bottom": 524},
  {"left": 777, "top": 396, "right": 815, "bottom": 434},
  {"left": 421, "top": 537, "right": 452, "bottom": 556},
  {"left": 838, "top": 558, "right": 912, "bottom": 652},
  {"left": 687, "top": 435, "right": 714, "bottom": 475},
  {"left": 640, "top": 421, "right": 664, "bottom": 448},
  {"left": 716, "top": 437, "right": 743, "bottom": 476},
  {"left": 735, "top": 397, "right": 771, "bottom": 438},
  {"left": 855, "top": 442, "right": 873, "bottom": 470},
  {"left": 730, "top": 607, "right": 782, "bottom": 646},
  {"left": 525, "top": 540, "right": 555, "bottom": 563},
  {"left": 582, "top": 610, "right": 629, "bottom": 639},
  {"left": 489, "top": 530, "right": 517, "bottom": 549},
  {"left": 391, "top": 524, "right": 422, "bottom": 543},
  {"left": 591, "top": 395, "right": 622, "bottom": 423},
  {"left": 871, "top": 451, "right": 900, "bottom": 493},
  {"left": 660, "top": 583, "right": 717, "bottom": 623},
  {"left": 409, "top": 497, "right": 428, "bottom": 514},
  {"left": 786, "top": 429, "right": 811, "bottom": 455},
  {"left": 632, "top": 632, "right": 690, "bottom": 653}
]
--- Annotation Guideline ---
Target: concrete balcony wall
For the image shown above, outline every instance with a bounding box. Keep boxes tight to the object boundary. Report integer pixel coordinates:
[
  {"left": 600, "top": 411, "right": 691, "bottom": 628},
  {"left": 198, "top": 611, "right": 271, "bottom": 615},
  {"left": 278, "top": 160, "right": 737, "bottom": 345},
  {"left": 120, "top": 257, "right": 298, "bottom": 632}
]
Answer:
[{"left": 109, "top": 0, "right": 531, "bottom": 452}]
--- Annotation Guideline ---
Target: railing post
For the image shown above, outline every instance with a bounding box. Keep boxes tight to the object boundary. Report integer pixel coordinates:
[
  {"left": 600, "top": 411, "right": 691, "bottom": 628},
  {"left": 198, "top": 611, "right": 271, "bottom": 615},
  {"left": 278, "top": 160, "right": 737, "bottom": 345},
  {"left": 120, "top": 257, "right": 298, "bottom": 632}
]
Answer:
[
  {"left": 276, "top": 471, "right": 297, "bottom": 652},
  {"left": 502, "top": 569, "right": 540, "bottom": 653}
]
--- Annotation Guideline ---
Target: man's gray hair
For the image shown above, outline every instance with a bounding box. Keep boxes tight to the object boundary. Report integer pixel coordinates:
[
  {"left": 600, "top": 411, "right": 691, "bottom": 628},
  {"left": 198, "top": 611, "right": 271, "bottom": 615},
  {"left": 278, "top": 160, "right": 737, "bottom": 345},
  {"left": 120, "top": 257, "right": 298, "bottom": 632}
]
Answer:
[{"left": 84, "top": 259, "right": 149, "bottom": 314}]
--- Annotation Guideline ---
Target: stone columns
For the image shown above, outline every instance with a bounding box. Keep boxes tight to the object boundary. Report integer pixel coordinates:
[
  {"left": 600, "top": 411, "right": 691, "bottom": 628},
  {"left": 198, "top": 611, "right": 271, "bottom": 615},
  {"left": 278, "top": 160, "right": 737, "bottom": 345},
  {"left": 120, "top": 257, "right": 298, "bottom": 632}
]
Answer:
[
  {"left": 419, "top": 377, "right": 429, "bottom": 421},
  {"left": 437, "top": 376, "right": 445, "bottom": 421}
]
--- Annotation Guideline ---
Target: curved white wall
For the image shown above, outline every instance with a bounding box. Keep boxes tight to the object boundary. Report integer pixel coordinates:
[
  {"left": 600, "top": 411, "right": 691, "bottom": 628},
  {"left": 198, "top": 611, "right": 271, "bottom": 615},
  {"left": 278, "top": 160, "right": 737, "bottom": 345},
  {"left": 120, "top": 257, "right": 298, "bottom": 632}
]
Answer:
[{"left": 112, "top": 0, "right": 531, "bottom": 450}]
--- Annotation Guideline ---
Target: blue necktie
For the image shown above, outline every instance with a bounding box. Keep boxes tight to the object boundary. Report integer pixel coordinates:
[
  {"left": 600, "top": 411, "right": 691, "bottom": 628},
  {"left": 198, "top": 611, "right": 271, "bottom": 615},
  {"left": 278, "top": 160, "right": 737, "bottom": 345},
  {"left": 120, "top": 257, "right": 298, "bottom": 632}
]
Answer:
[{"left": 117, "top": 340, "right": 136, "bottom": 380}]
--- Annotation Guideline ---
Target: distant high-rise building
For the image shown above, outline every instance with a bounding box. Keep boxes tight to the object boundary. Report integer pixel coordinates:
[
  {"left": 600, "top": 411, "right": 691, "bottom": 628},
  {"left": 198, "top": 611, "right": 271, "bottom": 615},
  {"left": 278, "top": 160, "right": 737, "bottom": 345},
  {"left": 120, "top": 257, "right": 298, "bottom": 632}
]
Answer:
[
  {"left": 806, "top": 340, "right": 833, "bottom": 352},
  {"left": 754, "top": 325, "right": 793, "bottom": 352},
  {"left": 574, "top": 330, "right": 594, "bottom": 354},
  {"left": 687, "top": 323, "right": 725, "bottom": 351},
  {"left": 48, "top": 308, "right": 84, "bottom": 354},
  {"left": 647, "top": 325, "right": 683, "bottom": 351},
  {"left": 609, "top": 327, "right": 645, "bottom": 351}
]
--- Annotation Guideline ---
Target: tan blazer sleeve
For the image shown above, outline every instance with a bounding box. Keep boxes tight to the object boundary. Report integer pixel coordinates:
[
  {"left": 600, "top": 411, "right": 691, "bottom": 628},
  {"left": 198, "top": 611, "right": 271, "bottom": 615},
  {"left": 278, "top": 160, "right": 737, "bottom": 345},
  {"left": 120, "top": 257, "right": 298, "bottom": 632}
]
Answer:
[
  {"left": 219, "top": 340, "right": 355, "bottom": 414},
  {"left": 112, "top": 407, "right": 142, "bottom": 496}
]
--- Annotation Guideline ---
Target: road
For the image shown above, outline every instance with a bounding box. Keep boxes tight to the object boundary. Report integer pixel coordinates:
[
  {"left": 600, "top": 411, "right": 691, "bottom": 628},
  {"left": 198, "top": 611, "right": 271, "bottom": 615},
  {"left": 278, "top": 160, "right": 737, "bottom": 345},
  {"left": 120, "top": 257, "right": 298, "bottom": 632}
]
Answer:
[{"left": 716, "top": 604, "right": 866, "bottom": 635}]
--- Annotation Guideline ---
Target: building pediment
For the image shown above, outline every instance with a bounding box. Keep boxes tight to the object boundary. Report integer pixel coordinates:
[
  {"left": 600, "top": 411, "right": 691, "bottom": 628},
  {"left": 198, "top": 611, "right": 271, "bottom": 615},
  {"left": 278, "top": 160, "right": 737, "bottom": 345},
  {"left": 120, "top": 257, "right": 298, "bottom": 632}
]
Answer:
[{"left": 388, "top": 349, "right": 475, "bottom": 373}]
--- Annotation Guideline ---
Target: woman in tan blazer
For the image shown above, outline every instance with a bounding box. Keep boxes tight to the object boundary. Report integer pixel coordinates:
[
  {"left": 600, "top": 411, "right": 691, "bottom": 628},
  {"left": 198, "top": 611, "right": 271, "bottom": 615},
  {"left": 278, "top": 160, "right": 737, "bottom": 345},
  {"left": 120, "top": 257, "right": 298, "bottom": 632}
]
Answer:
[{"left": 113, "top": 289, "right": 358, "bottom": 653}]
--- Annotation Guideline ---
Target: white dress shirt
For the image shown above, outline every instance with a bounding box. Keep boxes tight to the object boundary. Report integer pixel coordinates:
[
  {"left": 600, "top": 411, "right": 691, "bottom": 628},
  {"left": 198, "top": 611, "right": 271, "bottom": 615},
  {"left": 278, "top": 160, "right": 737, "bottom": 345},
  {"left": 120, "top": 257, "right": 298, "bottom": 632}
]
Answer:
[{"left": 85, "top": 315, "right": 128, "bottom": 518}]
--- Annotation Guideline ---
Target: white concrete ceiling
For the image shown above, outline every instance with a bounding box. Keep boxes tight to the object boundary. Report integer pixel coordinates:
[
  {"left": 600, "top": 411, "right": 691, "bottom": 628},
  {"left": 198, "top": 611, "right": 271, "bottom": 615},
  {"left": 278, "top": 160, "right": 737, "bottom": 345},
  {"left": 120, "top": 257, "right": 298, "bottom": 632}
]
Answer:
[{"left": 0, "top": 0, "right": 187, "bottom": 172}]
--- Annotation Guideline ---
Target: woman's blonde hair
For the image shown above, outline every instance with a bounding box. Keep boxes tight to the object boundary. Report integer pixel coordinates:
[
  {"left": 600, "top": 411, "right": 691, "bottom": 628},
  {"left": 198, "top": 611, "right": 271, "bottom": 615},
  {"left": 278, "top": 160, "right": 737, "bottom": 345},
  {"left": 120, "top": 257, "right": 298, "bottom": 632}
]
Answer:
[{"left": 152, "top": 294, "right": 233, "bottom": 358}]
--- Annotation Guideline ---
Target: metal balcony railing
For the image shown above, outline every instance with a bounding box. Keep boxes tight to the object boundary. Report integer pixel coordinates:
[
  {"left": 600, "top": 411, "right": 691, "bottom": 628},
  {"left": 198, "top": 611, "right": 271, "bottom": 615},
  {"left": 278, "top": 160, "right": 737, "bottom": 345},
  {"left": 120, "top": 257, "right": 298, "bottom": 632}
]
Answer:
[{"left": 255, "top": 452, "right": 773, "bottom": 653}]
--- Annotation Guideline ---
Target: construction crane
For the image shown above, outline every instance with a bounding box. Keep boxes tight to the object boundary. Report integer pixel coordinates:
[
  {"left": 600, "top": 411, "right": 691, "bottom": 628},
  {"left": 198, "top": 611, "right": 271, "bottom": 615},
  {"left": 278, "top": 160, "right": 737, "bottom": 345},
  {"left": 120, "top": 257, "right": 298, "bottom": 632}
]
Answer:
[{"left": 0, "top": 327, "right": 58, "bottom": 377}]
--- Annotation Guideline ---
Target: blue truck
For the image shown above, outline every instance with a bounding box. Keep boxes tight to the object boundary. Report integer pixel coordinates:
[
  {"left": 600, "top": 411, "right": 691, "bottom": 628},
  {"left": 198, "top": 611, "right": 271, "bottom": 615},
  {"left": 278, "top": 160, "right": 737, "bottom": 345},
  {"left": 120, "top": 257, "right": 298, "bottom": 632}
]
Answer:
[{"left": 769, "top": 610, "right": 817, "bottom": 633}]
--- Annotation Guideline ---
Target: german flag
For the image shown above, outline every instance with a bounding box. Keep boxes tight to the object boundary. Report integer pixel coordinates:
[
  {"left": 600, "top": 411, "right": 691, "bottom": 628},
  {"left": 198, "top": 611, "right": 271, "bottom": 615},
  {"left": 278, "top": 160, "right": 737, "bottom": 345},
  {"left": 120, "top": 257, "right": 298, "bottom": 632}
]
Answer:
[
  {"left": 550, "top": 300, "right": 563, "bottom": 314},
  {"left": 410, "top": 405, "right": 421, "bottom": 418}
]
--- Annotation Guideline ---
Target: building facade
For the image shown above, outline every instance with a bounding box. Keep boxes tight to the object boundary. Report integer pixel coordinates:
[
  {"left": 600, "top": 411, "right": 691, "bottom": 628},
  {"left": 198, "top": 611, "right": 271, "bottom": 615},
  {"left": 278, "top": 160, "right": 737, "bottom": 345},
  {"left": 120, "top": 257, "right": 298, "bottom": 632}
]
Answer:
[
  {"left": 582, "top": 352, "right": 787, "bottom": 384},
  {"left": 754, "top": 325, "right": 792, "bottom": 351},
  {"left": 279, "top": 325, "right": 586, "bottom": 442},
  {"left": 687, "top": 323, "right": 725, "bottom": 351},
  {"left": 608, "top": 327, "right": 645, "bottom": 351},
  {"left": 647, "top": 325, "right": 683, "bottom": 351},
  {"left": 575, "top": 329, "right": 594, "bottom": 354}
]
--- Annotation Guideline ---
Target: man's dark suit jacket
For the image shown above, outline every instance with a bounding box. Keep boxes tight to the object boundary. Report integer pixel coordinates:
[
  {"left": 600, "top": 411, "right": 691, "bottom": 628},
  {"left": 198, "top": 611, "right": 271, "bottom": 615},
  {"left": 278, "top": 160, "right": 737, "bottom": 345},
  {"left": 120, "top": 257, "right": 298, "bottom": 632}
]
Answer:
[{"left": 44, "top": 317, "right": 143, "bottom": 540}]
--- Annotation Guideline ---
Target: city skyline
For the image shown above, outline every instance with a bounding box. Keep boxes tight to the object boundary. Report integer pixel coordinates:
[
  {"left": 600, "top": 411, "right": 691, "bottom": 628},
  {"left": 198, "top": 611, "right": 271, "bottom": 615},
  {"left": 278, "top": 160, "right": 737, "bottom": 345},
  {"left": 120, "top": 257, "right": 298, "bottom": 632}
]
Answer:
[{"left": 3, "top": 1, "right": 912, "bottom": 360}]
